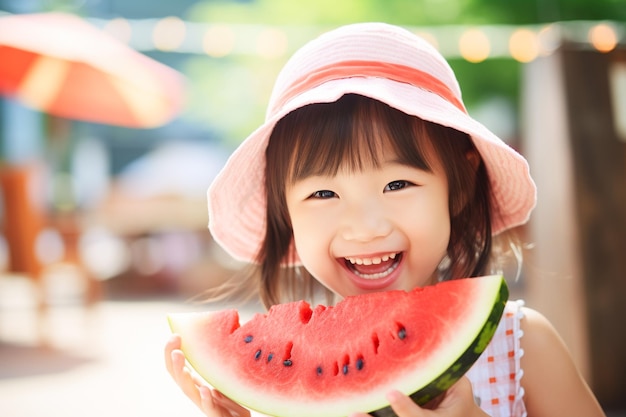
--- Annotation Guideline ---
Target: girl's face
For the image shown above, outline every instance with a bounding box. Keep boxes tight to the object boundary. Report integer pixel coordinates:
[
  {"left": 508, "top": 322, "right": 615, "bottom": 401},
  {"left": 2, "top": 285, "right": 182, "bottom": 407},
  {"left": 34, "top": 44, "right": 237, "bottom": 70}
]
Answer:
[{"left": 285, "top": 140, "right": 450, "bottom": 298}]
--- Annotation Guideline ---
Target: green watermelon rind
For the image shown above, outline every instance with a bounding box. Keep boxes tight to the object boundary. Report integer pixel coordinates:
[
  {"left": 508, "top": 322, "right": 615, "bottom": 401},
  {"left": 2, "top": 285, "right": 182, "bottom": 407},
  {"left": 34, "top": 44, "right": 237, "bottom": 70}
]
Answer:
[{"left": 369, "top": 278, "right": 508, "bottom": 416}]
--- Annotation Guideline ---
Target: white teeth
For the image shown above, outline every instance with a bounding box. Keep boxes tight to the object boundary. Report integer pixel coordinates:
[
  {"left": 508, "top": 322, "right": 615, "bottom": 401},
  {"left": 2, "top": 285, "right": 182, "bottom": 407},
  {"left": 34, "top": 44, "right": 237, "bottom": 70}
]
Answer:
[
  {"left": 355, "top": 267, "right": 397, "bottom": 280},
  {"left": 344, "top": 252, "right": 400, "bottom": 280},
  {"left": 346, "top": 253, "right": 398, "bottom": 267}
]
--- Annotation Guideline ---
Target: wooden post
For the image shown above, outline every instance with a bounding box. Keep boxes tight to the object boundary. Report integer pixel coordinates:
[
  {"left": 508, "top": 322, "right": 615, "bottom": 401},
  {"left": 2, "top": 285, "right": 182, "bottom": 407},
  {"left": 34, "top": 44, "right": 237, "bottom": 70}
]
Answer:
[{"left": 523, "top": 43, "right": 626, "bottom": 410}]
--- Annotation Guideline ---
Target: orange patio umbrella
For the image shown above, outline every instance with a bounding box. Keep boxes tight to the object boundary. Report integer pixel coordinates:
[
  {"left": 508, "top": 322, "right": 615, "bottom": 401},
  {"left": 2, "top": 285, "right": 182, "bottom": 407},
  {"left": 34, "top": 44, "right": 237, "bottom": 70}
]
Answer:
[
  {"left": 0, "top": 13, "right": 186, "bottom": 343},
  {"left": 0, "top": 12, "right": 185, "bottom": 128}
]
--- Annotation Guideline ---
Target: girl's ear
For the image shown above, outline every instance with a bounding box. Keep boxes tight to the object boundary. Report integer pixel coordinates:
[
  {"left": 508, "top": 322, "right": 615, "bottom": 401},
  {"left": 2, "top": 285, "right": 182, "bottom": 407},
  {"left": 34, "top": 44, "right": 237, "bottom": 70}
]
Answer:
[{"left": 451, "top": 149, "right": 481, "bottom": 217}]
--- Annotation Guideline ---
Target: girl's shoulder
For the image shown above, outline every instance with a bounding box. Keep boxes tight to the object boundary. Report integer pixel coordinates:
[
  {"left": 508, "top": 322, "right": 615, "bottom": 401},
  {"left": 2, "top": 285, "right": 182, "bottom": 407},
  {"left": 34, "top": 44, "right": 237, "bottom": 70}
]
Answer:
[
  {"left": 467, "top": 302, "right": 605, "bottom": 417},
  {"left": 517, "top": 305, "right": 606, "bottom": 417}
]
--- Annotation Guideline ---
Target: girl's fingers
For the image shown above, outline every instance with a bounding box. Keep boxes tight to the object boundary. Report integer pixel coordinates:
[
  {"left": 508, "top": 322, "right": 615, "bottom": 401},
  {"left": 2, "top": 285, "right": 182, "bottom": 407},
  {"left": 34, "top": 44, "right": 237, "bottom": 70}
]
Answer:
[
  {"left": 166, "top": 335, "right": 207, "bottom": 388},
  {"left": 199, "top": 386, "right": 222, "bottom": 415},
  {"left": 164, "top": 334, "right": 181, "bottom": 377},
  {"left": 447, "top": 376, "right": 473, "bottom": 399},
  {"left": 166, "top": 336, "right": 250, "bottom": 417},
  {"left": 387, "top": 390, "right": 425, "bottom": 416},
  {"left": 421, "top": 392, "right": 445, "bottom": 410},
  {"left": 348, "top": 392, "right": 425, "bottom": 417},
  {"left": 211, "top": 390, "right": 251, "bottom": 417},
  {"left": 171, "top": 349, "right": 203, "bottom": 408}
]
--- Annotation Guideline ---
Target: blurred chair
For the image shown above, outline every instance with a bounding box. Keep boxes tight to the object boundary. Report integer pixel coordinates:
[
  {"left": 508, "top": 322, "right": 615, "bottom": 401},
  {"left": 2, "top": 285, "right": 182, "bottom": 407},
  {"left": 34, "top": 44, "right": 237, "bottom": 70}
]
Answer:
[{"left": 0, "top": 163, "right": 101, "bottom": 344}]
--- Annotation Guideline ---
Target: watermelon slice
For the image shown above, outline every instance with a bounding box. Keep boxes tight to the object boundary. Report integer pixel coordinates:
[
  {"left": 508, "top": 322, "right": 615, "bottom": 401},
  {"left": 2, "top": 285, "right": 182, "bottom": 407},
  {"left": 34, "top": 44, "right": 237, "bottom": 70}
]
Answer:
[{"left": 168, "top": 275, "right": 508, "bottom": 417}]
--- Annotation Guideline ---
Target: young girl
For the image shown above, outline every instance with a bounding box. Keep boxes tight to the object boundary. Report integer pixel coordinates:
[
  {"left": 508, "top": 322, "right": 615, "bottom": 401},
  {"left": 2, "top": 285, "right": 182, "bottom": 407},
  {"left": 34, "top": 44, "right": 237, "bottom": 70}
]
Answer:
[{"left": 165, "top": 22, "right": 605, "bottom": 417}]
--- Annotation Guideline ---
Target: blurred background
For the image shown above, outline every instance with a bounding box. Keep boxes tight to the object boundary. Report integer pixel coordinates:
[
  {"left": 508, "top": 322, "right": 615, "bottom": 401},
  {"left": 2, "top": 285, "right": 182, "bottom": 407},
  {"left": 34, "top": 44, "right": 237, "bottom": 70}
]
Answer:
[{"left": 0, "top": 0, "right": 625, "bottom": 416}]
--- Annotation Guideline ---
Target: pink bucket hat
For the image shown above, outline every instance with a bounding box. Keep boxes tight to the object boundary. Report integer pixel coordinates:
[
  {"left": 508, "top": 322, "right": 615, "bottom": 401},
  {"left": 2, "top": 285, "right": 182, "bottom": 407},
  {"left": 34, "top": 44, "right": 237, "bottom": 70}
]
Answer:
[{"left": 208, "top": 22, "right": 537, "bottom": 264}]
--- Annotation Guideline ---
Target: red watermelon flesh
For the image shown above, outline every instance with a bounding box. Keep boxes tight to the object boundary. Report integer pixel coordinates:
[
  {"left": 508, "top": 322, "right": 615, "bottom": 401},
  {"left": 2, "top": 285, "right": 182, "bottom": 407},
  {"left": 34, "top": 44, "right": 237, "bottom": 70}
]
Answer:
[{"left": 168, "top": 275, "right": 508, "bottom": 417}]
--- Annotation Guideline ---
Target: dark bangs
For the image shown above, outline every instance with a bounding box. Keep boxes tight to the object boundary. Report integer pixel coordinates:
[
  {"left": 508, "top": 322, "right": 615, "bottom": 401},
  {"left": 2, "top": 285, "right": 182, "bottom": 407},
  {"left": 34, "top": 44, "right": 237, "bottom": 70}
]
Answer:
[{"left": 282, "top": 93, "right": 434, "bottom": 184}]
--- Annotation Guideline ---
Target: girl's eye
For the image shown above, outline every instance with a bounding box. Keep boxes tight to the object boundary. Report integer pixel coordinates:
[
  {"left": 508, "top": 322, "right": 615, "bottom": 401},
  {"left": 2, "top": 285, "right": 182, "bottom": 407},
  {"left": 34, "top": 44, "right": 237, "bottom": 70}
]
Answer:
[
  {"left": 384, "top": 180, "right": 413, "bottom": 192},
  {"left": 310, "top": 190, "right": 336, "bottom": 199}
]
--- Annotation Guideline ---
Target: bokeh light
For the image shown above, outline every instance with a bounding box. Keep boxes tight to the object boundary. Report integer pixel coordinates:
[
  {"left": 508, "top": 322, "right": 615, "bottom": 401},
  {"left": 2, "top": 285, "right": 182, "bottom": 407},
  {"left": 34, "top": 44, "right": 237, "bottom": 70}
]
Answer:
[
  {"left": 153, "top": 16, "right": 186, "bottom": 51},
  {"left": 537, "top": 24, "right": 561, "bottom": 56},
  {"left": 459, "top": 28, "right": 490, "bottom": 63},
  {"left": 203, "top": 24, "right": 236, "bottom": 57},
  {"left": 103, "top": 17, "right": 132, "bottom": 44},
  {"left": 589, "top": 23, "right": 618, "bottom": 53},
  {"left": 509, "top": 28, "right": 540, "bottom": 63},
  {"left": 255, "top": 27, "right": 288, "bottom": 59}
]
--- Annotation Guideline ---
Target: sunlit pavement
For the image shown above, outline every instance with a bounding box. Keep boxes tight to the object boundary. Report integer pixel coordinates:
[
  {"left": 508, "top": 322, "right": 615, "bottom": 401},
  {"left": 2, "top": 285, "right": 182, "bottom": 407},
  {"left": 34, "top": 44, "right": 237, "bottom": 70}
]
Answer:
[{"left": 0, "top": 274, "right": 261, "bottom": 417}]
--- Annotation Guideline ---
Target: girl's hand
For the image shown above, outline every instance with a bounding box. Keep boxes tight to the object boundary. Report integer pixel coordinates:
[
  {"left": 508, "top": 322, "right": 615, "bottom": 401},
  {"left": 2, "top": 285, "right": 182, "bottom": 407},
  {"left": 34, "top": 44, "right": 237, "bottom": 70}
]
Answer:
[
  {"left": 165, "top": 334, "right": 251, "bottom": 417},
  {"left": 349, "top": 377, "right": 487, "bottom": 417}
]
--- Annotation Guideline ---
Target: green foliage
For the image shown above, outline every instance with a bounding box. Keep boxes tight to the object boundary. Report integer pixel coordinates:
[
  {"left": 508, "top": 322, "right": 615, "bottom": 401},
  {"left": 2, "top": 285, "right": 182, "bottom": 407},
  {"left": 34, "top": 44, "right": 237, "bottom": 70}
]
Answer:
[
  {"left": 183, "top": 54, "right": 283, "bottom": 146},
  {"left": 187, "top": 0, "right": 468, "bottom": 26},
  {"left": 187, "top": 0, "right": 625, "bottom": 26},
  {"left": 449, "top": 58, "right": 522, "bottom": 109},
  {"left": 181, "top": 0, "right": 624, "bottom": 146}
]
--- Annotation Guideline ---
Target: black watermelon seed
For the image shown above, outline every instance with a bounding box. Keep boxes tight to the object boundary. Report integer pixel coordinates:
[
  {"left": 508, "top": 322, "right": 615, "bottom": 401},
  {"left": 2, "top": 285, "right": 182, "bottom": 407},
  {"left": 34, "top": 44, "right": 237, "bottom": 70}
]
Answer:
[
  {"left": 283, "top": 359, "right": 293, "bottom": 367},
  {"left": 254, "top": 350, "right": 262, "bottom": 360},
  {"left": 244, "top": 335, "right": 253, "bottom": 343},
  {"left": 267, "top": 353, "right": 274, "bottom": 362},
  {"left": 342, "top": 364, "right": 349, "bottom": 375},
  {"left": 356, "top": 358, "right": 364, "bottom": 370},
  {"left": 398, "top": 327, "right": 407, "bottom": 340},
  {"left": 316, "top": 366, "right": 323, "bottom": 376}
]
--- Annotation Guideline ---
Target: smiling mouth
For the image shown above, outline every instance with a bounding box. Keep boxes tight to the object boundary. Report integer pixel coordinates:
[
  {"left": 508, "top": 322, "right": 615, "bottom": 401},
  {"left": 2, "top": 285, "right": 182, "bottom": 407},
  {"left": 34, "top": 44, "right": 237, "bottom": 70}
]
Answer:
[{"left": 344, "top": 252, "right": 402, "bottom": 280}]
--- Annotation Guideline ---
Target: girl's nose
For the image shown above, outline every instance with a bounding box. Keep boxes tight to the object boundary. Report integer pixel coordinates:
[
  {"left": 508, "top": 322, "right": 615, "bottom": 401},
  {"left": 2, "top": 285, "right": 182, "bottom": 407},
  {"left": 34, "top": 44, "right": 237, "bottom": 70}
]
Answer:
[{"left": 340, "top": 201, "right": 393, "bottom": 242}]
